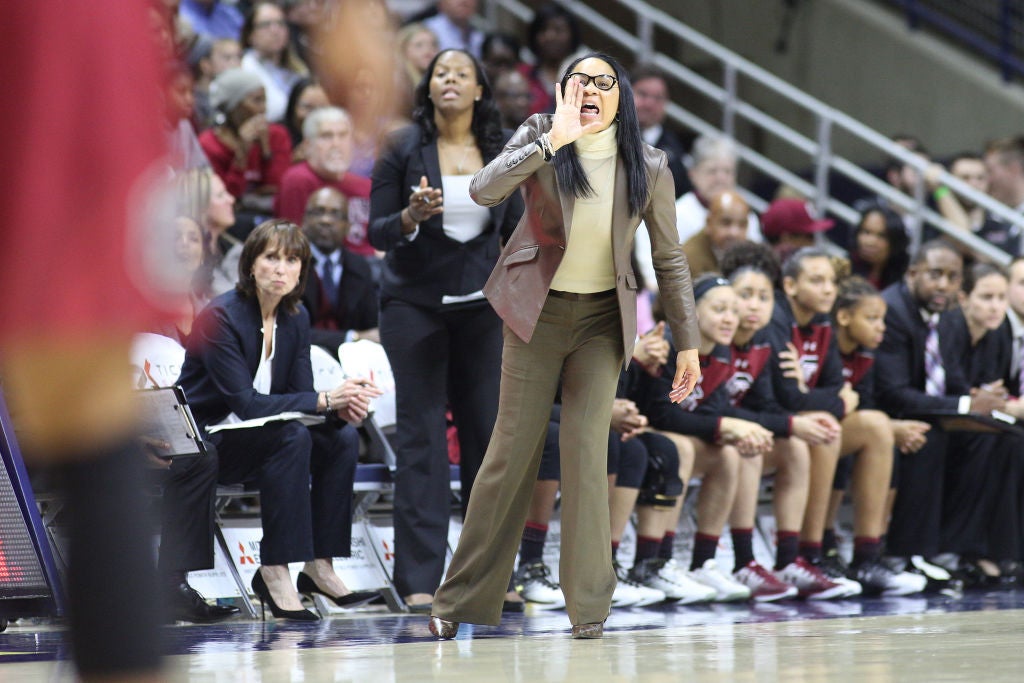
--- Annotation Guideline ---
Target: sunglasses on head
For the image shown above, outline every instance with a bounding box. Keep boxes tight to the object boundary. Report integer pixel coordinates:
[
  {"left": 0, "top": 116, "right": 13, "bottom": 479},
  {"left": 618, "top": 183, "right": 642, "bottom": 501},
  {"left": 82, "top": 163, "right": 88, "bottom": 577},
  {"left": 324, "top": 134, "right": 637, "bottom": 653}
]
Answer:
[{"left": 566, "top": 72, "right": 618, "bottom": 91}]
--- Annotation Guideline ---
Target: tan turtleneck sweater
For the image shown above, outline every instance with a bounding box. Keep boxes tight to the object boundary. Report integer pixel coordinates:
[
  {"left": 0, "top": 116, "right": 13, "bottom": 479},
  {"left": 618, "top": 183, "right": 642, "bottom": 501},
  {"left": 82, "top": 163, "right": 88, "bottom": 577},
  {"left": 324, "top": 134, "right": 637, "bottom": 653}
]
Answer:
[{"left": 549, "top": 124, "right": 618, "bottom": 293}]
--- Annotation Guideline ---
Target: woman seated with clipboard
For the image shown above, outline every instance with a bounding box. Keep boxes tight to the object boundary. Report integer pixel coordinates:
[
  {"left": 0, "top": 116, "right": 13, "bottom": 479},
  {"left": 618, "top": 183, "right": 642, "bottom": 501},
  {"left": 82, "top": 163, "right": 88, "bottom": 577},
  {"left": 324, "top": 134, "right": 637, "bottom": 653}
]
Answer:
[{"left": 177, "top": 219, "right": 383, "bottom": 620}]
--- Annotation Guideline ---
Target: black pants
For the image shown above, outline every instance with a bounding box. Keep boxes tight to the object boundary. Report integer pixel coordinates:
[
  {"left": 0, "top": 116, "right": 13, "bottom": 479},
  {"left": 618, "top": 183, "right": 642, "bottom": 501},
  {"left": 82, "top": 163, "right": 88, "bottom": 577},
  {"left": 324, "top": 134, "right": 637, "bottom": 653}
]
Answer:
[
  {"left": 942, "top": 432, "right": 1024, "bottom": 561},
  {"left": 380, "top": 299, "right": 502, "bottom": 596},
  {"left": 156, "top": 450, "right": 218, "bottom": 574},
  {"left": 211, "top": 420, "right": 359, "bottom": 565},
  {"left": 59, "top": 440, "right": 161, "bottom": 676},
  {"left": 887, "top": 430, "right": 949, "bottom": 557}
]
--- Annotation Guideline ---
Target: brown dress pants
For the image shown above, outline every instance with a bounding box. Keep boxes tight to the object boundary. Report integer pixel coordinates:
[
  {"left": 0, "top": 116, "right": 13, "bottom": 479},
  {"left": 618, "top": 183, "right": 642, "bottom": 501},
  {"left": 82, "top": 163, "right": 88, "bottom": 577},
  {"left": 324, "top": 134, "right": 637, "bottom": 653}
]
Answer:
[{"left": 432, "top": 291, "right": 623, "bottom": 626}]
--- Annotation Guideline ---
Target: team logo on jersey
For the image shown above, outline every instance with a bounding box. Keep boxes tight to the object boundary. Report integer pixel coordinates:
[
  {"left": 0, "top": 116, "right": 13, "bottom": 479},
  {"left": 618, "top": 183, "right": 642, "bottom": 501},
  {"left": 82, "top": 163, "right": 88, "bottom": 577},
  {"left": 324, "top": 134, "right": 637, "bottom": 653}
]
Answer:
[{"left": 725, "top": 371, "right": 754, "bottom": 405}]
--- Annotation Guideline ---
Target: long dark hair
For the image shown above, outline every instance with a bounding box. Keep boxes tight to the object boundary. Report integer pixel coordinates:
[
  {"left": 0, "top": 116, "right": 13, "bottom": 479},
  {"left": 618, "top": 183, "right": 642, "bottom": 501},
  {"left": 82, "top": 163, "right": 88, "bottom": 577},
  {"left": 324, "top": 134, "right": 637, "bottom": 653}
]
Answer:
[
  {"left": 850, "top": 204, "right": 909, "bottom": 289},
  {"left": 553, "top": 52, "right": 649, "bottom": 217},
  {"left": 412, "top": 49, "right": 504, "bottom": 160}
]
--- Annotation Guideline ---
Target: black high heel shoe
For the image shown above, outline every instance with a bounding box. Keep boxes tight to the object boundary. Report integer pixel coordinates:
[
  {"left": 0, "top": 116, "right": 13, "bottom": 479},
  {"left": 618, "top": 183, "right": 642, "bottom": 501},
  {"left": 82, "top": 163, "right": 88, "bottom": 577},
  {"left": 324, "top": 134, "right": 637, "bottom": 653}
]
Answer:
[
  {"left": 251, "top": 570, "right": 320, "bottom": 622},
  {"left": 296, "top": 572, "right": 380, "bottom": 608}
]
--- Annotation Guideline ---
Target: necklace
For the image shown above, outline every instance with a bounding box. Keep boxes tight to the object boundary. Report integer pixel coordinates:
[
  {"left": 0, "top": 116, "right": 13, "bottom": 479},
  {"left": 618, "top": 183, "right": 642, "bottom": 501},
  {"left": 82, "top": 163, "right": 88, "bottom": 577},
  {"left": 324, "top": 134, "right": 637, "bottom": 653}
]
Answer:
[{"left": 440, "top": 139, "right": 475, "bottom": 174}]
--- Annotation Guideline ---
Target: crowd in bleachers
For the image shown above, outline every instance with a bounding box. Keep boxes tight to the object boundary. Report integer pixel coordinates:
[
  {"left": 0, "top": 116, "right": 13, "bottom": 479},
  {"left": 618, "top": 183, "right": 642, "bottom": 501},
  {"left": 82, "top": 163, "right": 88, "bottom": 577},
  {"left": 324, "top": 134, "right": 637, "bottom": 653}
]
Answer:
[{"left": 119, "top": 0, "right": 1024, "bottom": 623}]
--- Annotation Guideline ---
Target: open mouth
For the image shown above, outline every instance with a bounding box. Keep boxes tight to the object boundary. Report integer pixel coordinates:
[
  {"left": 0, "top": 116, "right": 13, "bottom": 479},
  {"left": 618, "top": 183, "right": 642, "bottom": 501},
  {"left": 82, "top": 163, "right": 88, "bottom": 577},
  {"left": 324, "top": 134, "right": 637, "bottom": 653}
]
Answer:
[{"left": 581, "top": 103, "right": 601, "bottom": 117}]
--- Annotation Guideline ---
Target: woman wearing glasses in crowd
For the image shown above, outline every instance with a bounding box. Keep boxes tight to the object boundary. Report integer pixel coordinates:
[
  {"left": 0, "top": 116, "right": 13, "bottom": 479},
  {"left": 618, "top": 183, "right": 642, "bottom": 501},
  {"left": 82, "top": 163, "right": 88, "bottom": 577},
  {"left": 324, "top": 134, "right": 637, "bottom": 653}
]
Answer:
[{"left": 429, "top": 52, "right": 701, "bottom": 640}]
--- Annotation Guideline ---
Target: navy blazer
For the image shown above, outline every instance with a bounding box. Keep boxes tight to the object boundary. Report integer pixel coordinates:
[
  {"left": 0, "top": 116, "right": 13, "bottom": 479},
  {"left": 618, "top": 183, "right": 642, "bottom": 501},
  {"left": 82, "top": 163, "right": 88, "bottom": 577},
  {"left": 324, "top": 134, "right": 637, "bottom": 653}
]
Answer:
[
  {"left": 368, "top": 124, "right": 524, "bottom": 309},
  {"left": 177, "top": 290, "right": 319, "bottom": 432},
  {"left": 301, "top": 248, "right": 379, "bottom": 351},
  {"left": 875, "top": 281, "right": 969, "bottom": 417}
]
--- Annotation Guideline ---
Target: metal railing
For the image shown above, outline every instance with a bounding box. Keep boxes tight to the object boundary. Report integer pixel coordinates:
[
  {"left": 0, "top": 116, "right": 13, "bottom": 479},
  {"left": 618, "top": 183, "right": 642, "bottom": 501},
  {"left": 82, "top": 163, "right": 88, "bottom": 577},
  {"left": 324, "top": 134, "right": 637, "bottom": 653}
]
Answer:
[
  {"left": 884, "top": 0, "right": 1024, "bottom": 83},
  {"left": 484, "top": 0, "right": 1022, "bottom": 265}
]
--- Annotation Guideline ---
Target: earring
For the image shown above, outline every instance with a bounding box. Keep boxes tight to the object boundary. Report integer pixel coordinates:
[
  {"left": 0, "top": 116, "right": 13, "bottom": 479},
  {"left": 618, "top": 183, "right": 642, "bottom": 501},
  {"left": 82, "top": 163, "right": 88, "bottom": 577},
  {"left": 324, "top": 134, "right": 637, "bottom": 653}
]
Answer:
[{"left": 475, "top": 97, "right": 481, "bottom": 101}]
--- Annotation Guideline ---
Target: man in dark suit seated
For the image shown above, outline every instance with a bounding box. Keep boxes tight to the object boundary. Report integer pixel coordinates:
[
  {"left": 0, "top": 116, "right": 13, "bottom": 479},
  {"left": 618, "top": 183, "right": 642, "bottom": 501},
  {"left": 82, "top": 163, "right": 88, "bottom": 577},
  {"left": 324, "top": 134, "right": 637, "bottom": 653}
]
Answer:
[
  {"left": 300, "top": 187, "right": 380, "bottom": 353},
  {"left": 875, "top": 239, "right": 1005, "bottom": 586}
]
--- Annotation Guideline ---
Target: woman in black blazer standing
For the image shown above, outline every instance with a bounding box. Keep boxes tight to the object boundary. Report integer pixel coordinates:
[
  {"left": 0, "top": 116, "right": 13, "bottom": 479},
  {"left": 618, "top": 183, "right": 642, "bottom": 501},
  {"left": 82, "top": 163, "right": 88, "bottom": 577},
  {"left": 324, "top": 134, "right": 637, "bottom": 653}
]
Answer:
[
  {"left": 369, "top": 48, "right": 524, "bottom": 611},
  {"left": 178, "top": 219, "right": 383, "bottom": 620}
]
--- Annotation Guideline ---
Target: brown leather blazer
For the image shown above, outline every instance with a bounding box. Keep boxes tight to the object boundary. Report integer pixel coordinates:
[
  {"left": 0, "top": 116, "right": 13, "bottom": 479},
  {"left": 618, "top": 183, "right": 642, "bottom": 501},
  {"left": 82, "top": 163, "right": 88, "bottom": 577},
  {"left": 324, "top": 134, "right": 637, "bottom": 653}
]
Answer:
[{"left": 472, "top": 114, "right": 699, "bottom": 362}]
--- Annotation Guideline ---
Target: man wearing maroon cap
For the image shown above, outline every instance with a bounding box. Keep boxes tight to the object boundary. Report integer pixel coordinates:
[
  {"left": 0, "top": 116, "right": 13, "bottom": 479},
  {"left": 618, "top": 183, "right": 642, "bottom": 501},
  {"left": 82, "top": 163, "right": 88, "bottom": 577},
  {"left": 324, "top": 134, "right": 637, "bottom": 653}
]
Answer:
[{"left": 761, "top": 198, "right": 834, "bottom": 261}]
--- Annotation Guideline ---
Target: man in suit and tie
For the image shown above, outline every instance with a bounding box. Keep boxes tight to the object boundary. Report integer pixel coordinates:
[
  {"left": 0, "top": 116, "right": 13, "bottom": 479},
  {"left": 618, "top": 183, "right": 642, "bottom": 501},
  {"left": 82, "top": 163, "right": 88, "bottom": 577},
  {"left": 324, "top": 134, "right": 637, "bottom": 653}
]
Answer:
[
  {"left": 875, "top": 239, "right": 1004, "bottom": 582},
  {"left": 300, "top": 187, "right": 379, "bottom": 353}
]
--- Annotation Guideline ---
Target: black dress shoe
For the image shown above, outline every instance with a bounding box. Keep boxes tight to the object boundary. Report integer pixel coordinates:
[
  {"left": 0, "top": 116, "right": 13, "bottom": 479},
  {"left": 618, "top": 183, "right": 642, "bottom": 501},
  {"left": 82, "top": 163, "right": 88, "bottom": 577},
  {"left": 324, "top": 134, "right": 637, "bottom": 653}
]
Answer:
[
  {"left": 296, "top": 572, "right": 380, "bottom": 608},
  {"left": 168, "top": 583, "right": 240, "bottom": 623}
]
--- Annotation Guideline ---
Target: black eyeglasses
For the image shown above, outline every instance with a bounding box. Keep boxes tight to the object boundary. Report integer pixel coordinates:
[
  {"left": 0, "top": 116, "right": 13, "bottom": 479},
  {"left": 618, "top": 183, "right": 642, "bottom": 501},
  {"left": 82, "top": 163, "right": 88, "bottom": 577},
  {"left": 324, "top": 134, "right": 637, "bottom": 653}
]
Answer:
[{"left": 566, "top": 72, "right": 618, "bottom": 91}]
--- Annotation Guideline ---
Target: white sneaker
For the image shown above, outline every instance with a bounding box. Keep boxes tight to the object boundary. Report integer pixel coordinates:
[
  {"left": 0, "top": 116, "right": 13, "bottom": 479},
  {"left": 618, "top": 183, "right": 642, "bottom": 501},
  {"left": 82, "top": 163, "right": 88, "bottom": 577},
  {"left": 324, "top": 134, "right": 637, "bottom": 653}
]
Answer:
[
  {"left": 613, "top": 563, "right": 666, "bottom": 607},
  {"left": 689, "top": 559, "right": 752, "bottom": 602},
  {"left": 628, "top": 558, "right": 716, "bottom": 604},
  {"left": 514, "top": 561, "right": 566, "bottom": 610}
]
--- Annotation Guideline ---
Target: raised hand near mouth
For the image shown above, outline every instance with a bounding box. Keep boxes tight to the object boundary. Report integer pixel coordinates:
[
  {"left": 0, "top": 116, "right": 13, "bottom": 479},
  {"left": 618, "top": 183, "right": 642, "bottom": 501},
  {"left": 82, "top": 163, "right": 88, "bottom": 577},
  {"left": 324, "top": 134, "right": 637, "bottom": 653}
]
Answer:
[{"left": 547, "top": 76, "right": 608, "bottom": 152}]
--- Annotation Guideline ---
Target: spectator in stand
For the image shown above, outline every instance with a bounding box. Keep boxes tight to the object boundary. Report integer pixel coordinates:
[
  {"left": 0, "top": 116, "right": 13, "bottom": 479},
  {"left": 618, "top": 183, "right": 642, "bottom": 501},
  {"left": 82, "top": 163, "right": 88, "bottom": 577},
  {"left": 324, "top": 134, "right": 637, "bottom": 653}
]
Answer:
[
  {"left": 283, "top": 78, "right": 330, "bottom": 153},
  {"left": 180, "top": 0, "right": 244, "bottom": 40},
  {"left": 275, "top": 106, "right": 376, "bottom": 260},
  {"left": 164, "top": 60, "right": 209, "bottom": 172},
  {"left": 848, "top": 203, "right": 910, "bottom": 291},
  {"left": 177, "top": 165, "right": 239, "bottom": 297},
  {"left": 200, "top": 68, "right": 292, "bottom": 221},
  {"left": 760, "top": 197, "right": 833, "bottom": 264},
  {"left": 368, "top": 48, "right": 523, "bottom": 613},
  {"left": 152, "top": 215, "right": 209, "bottom": 345},
  {"left": 635, "top": 135, "right": 761, "bottom": 293},
  {"left": 423, "top": 0, "right": 485, "bottom": 57},
  {"left": 682, "top": 190, "right": 750, "bottom": 278},
  {"left": 493, "top": 70, "right": 533, "bottom": 130},
  {"left": 480, "top": 32, "right": 523, "bottom": 87},
  {"left": 849, "top": 134, "right": 931, "bottom": 245},
  {"left": 190, "top": 37, "right": 242, "bottom": 129},
  {"left": 984, "top": 136, "right": 1024, "bottom": 215},
  {"left": 281, "top": 0, "right": 325, "bottom": 69},
  {"left": 396, "top": 23, "right": 440, "bottom": 118},
  {"left": 240, "top": 1, "right": 310, "bottom": 123},
  {"left": 631, "top": 63, "right": 692, "bottom": 199},
  {"left": 299, "top": 187, "right": 380, "bottom": 352},
  {"left": 519, "top": 3, "right": 583, "bottom": 116},
  {"left": 941, "top": 152, "right": 1022, "bottom": 257},
  {"left": 177, "top": 220, "right": 383, "bottom": 622},
  {"left": 875, "top": 240, "right": 1005, "bottom": 589},
  {"left": 677, "top": 135, "right": 761, "bottom": 243}
]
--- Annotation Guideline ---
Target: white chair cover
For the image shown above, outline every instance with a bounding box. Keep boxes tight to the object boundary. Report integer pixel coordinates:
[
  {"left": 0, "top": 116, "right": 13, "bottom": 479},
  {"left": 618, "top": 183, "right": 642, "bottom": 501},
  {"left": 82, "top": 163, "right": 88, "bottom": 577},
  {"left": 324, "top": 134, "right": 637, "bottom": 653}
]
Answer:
[{"left": 130, "top": 333, "right": 186, "bottom": 389}]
